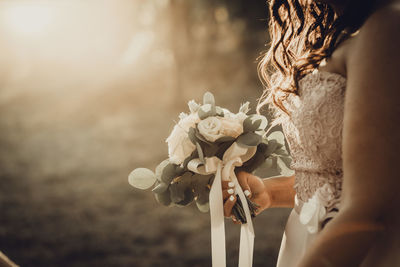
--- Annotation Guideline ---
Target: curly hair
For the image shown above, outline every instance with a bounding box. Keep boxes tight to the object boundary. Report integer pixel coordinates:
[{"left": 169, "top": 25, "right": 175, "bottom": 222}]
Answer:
[{"left": 257, "top": 0, "right": 377, "bottom": 118}]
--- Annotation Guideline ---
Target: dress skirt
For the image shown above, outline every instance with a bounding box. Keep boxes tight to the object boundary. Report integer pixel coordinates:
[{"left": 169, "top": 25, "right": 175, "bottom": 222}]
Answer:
[{"left": 276, "top": 209, "right": 317, "bottom": 267}]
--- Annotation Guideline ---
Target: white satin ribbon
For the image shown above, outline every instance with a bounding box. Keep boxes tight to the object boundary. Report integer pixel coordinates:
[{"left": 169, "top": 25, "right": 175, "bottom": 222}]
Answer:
[{"left": 188, "top": 142, "right": 257, "bottom": 267}]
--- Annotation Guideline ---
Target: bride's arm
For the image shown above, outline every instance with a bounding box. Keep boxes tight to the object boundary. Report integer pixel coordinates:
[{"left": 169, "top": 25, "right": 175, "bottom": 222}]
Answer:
[
  {"left": 299, "top": 8, "right": 400, "bottom": 267},
  {"left": 262, "top": 174, "right": 296, "bottom": 208},
  {"left": 223, "top": 172, "right": 296, "bottom": 217}
]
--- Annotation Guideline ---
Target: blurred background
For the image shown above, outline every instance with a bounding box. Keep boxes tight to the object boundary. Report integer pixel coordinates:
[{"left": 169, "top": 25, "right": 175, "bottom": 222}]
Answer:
[{"left": 0, "top": 0, "right": 291, "bottom": 266}]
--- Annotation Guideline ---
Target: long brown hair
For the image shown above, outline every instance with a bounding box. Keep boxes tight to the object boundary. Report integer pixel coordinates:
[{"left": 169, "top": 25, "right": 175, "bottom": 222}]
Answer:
[{"left": 257, "top": 0, "right": 377, "bottom": 118}]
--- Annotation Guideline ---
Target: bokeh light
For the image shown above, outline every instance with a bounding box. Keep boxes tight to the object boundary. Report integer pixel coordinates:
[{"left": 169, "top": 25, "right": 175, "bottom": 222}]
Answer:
[{"left": 0, "top": 1, "right": 287, "bottom": 266}]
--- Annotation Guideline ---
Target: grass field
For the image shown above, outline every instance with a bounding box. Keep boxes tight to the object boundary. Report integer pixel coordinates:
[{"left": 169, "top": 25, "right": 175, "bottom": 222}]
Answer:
[{"left": 0, "top": 84, "right": 291, "bottom": 267}]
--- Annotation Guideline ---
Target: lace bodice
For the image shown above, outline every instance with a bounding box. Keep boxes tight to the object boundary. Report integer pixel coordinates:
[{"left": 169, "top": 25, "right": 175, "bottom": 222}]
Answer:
[{"left": 281, "top": 71, "right": 346, "bottom": 204}]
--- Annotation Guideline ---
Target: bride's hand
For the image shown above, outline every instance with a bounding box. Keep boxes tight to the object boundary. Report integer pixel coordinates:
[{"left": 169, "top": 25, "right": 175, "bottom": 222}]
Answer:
[{"left": 222, "top": 171, "right": 272, "bottom": 223}]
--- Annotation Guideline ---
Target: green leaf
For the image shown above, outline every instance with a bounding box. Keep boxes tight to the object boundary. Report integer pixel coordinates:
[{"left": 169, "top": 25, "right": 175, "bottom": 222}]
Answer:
[
  {"left": 155, "top": 190, "right": 172, "bottom": 206},
  {"left": 274, "top": 147, "right": 288, "bottom": 156},
  {"left": 155, "top": 160, "right": 170, "bottom": 181},
  {"left": 280, "top": 155, "right": 292, "bottom": 166},
  {"left": 192, "top": 174, "right": 213, "bottom": 204},
  {"left": 253, "top": 157, "right": 279, "bottom": 178},
  {"left": 236, "top": 132, "right": 262, "bottom": 147},
  {"left": 128, "top": 168, "right": 157, "bottom": 190},
  {"left": 264, "top": 139, "right": 278, "bottom": 157},
  {"left": 169, "top": 183, "right": 185, "bottom": 204},
  {"left": 216, "top": 106, "right": 224, "bottom": 117},
  {"left": 196, "top": 142, "right": 205, "bottom": 163},
  {"left": 182, "top": 150, "right": 198, "bottom": 169},
  {"left": 277, "top": 157, "right": 294, "bottom": 176},
  {"left": 169, "top": 172, "right": 193, "bottom": 204},
  {"left": 243, "top": 117, "right": 261, "bottom": 133},
  {"left": 194, "top": 128, "right": 212, "bottom": 145},
  {"left": 243, "top": 114, "right": 268, "bottom": 132},
  {"left": 152, "top": 182, "right": 169, "bottom": 193},
  {"left": 177, "top": 188, "right": 195, "bottom": 206},
  {"left": 198, "top": 104, "right": 216, "bottom": 120},
  {"left": 203, "top": 92, "right": 215, "bottom": 106},
  {"left": 188, "top": 127, "right": 198, "bottom": 145},
  {"left": 196, "top": 201, "right": 210, "bottom": 212},
  {"left": 161, "top": 163, "right": 178, "bottom": 184},
  {"left": 215, "top": 140, "right": 235, "bottom": 159},
  {"left": 239, "top": 149, "right": 267, "bottom": 173},
  {"left": 203, "top": 143, "right": 219, "bottom": 157},
  {"left": 215, "top": 136, "right": 236, "bottom": 143},
  {"left": 267, "top": 131, "right": 285, "bottom": 144}
]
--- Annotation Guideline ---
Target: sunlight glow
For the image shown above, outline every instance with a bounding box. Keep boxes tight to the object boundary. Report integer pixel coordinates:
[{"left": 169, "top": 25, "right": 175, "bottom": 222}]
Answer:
[{"left": 3, "top": 4, "right": 54, "bottom": 36}]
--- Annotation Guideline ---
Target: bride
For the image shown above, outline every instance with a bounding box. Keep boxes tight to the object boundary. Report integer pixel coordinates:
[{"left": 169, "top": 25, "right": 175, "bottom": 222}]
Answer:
[{"left": 222, "top": 0, "right": 400, "bottom": 266}]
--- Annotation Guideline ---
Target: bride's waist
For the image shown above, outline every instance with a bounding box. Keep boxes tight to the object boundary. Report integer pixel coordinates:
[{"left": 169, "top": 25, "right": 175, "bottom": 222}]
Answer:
[{"left": 290, "top": 160, "right": 343, "bottom": 175}]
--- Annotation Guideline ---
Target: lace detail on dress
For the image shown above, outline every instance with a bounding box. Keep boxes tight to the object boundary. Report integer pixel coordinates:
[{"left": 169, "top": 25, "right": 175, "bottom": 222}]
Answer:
[{"left": 280, "top": 71, "right": 347, "bottom": 203}]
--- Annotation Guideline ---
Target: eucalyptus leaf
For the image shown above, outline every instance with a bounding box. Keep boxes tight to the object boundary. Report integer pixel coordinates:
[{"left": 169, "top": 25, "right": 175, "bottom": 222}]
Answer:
[
  {"left": 264, "top": 139, "right": 279, "bottom": 157},
  {"left": 196, "top": 201, "right": 210, "bottom": 213},
  {"left": 203, "top": 92, "right": 215, "bottom": 106},
  {"left": 188, "top": 127, "right": 198, "bottom": 145},
  {"left": 198, "top": 104, "right": 216, "bottom": 119},
  {"left": 236, "top": 132, "right": 262, "bottom": 147},
  {"left": 155, "top": 190, "right": 172, "bottom": 206},
  {"left": 161, "top": 163, "right": 178, "bottom": 184},
  {"left": 194, "top": 128, "right": 212, "bottom": 145},
  {"left": 182, "top": 150, "right": 198, "bottom": 169},
  {"left": 277, "top": 157, "right": 295, "bottom": 176},
  {"left": 128, "top": 168, "right": 157, "bottom": 190},
  {"left": 192, "top": 174, "right": 213, "bottom": 204},
  {"left": 215, "top": 140, "right": 235, "bottom": 159},
  {"left": 169, "top": 172, "right": 193, "bottom": 204},
  {"left": 177, "top": 189, "right": 195, "bottom": 206},
  {"left": 155, "top": 159, "right": 170, "bottom": 181},
  {"left": 203, "top": 143, "right": 219, "bottom": 157},
  {"left": 274, "top": 147, "right": 288, "bottom": 157},
  {"left": 169, "top": 183, "right": 185, "bottom": 203},
  {"left": 196, "top": 142, "right": 205, "bottom": 163},
  {"left": 216, "top": 106, "right": 224, "bottom": 117},
  {"left": 243, "top": 114, "right": 268, "bottom": 132},
  {"left": 279, "top": 155, "right": 292, "bottom": 168},
  {"left": 253, "top": 157, "right": 280, "bottom": 178},
  {"left": 267, "top": 131, "right": 285, "bottom": 144},
  {"left": 215, "top": 136, "right": 236, "bottom": 143},
  {"left": 243, "top": 117, "right": 262, "bottom": 133},
  {"left": 240, "top": 149, "right": 268, "bottom": 173},
  {"left": 152, "top": 182, "right": 169, "bottom": 193}
]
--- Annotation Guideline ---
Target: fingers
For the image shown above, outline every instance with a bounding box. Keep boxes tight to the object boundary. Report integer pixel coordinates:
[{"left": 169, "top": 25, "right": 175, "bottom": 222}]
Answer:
[
  {"left": 221, "top": 180, "right": 235, "bottom": 190},
  {"left": 222, "top": 180, "right": 236, "bottom": 217},
  {"left": 236, "top": 171, "right": 252, "bottom": 198},
  {"left": 223, "top": 188, "right": 235, "bottom": 200},
  {"left": 223, "top": 194, "right": 236, "bottom": 217},
  {"left": 222, "top": 180, "right": 235, "bottom": 200}
]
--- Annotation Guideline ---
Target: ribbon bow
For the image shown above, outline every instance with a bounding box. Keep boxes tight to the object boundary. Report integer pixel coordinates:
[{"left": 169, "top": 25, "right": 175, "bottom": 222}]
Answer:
[{"left": 187, "top": 142, "right": 257, "bottom": 267}]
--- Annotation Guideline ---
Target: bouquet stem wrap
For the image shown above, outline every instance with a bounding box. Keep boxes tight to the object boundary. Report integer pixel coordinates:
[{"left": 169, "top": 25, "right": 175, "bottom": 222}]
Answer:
[{"left": 188, "top": 142, "right": 257, "bottom": 267}]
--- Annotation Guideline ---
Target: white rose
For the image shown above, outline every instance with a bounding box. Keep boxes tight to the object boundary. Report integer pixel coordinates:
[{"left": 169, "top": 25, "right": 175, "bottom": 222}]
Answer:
[
  {"left": 197, "top": 116, "right": 243, "bottom": 142},
  {"left": 166, "top": 113, "right": 200, "bottom": 165},
  {"left": 219, "top": 116, "right": 243, "bottom": 138}
]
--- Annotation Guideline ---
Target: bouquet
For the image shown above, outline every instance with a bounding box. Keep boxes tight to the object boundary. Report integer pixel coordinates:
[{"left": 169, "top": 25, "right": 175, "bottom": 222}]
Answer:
[{"left": 128, "top": 92, "right": 291, "bottom": 267}]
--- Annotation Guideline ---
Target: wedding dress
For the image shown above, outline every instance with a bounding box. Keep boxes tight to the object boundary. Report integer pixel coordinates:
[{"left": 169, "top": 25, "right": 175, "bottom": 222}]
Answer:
[{"left": 276, "top": 70, "right": 400, "bottom": 267}]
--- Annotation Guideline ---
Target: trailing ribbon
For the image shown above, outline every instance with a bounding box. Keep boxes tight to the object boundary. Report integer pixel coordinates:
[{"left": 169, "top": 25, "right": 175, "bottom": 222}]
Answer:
[{"left": 187, "top": 142, "right": 257, "bottom": 267}]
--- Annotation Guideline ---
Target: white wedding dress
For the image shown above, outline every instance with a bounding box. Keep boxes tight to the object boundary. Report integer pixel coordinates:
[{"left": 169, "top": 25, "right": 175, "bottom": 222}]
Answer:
[{"left": 276, "top": 70, "right": 400, "bottom": 267}]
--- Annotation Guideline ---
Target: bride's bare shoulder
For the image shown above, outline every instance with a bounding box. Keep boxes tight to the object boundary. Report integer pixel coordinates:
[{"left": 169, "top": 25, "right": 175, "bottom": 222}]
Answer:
[
  {"left": 351, "top": 3, "right": 400, "bottom": 57},
  {"left": 347, "top": 3, "right": 400, "bottom": 86}
]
